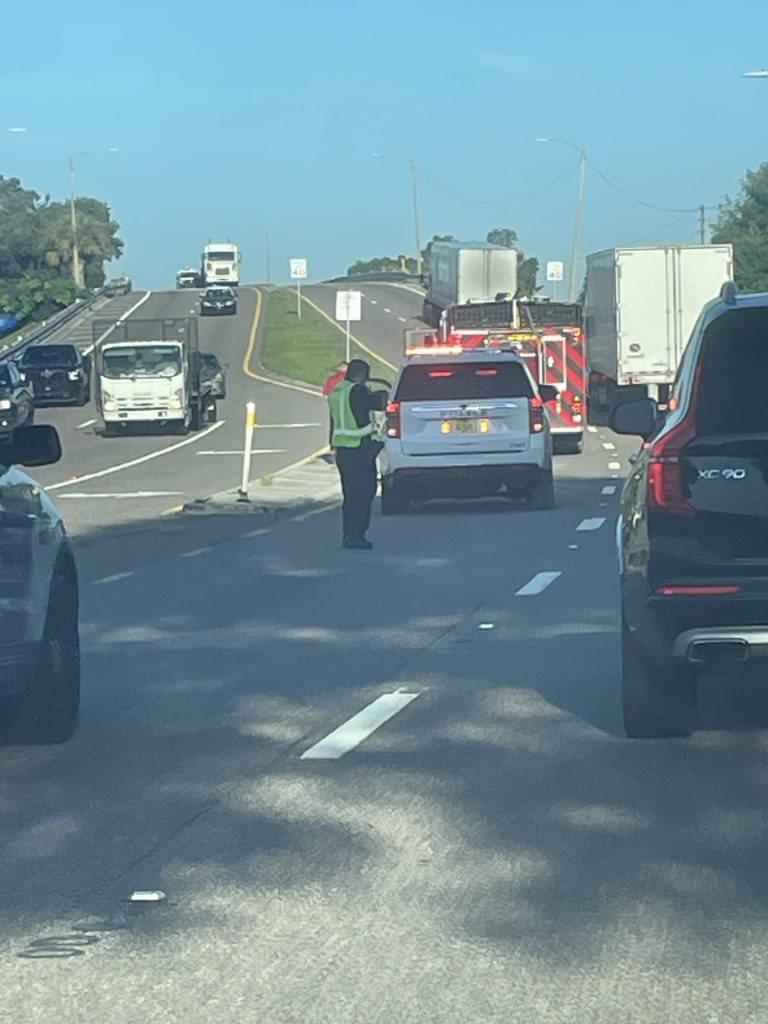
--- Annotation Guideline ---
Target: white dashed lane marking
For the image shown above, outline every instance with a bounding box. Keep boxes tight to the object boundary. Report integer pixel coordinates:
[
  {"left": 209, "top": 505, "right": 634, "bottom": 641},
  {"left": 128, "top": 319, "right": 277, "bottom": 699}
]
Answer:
[
  {"left": 577, "top": 517, "right": 607, "bottom": 532},
  {"left": 383, "top": 307, "right": 392, "bottom": 313},
  {"left": 76, "top": 419, "right": 97, "bottom": 430},
  {"left": 515, "top": 571, "right": 562, "bottom": 596},
  {"left": 602, "top": 442, "right": 616, "bottom": 450},
  {"left": 91, "top": 572, "right": 134, "bottom": 586},
  {"left": 301, "top": 691, "right": 420, "bottom": 760},
  {"left": 601, "top": 485, "right": 617, "bottom": 495},
  {"left": 608, "top": 461, "right": 622, "bottom": 470},
  {"left": 180, "top": 547, "right": 213, "bottom": 559},
  {"left": 587, "top": 426, "right": 598, "bottom": 433},
  {"left": 398, "top": 316, "right": 407, "bottom": 322}
]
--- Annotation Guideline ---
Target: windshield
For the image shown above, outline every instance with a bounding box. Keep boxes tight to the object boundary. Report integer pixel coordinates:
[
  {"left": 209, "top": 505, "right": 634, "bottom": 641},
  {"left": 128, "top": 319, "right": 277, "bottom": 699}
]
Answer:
[
  {"left": 205, "top": 251, "right": 236, "bottom": 262},
  {"left": 101, "top": 345, "right": 182, "bottom": 378},
  {"left": 205, "top": 289, "right": 233, "bottom": 299},
  {"left": 395, "top": 361, "right": 533, "bottom": 401},
  {"left": 21, "top": 345, "right": 78, "bottom": 367},
  {"left": 201, "top": 354, "right": 220, "bottom": 370}
]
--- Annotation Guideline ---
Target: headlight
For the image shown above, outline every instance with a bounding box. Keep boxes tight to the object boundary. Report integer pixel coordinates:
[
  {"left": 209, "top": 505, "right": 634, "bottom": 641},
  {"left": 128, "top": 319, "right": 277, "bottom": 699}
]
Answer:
[
  {"left": 103, "top": 400, "right": 117, "bottom": 411},
  {"left": 68, "top": 370, "right": 81, "bottom": 381},
  {"left": 169, "top": 388, "right": 184, "bottom": 410},
  {"left": 0, "top": 399, "right": 11, "bottom": 410}
]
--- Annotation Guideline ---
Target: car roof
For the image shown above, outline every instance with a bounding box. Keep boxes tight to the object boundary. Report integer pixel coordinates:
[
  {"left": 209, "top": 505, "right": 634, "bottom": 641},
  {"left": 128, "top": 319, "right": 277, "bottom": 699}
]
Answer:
[{"left": 399, "top": 348, "right": 527, "bottom": 367}]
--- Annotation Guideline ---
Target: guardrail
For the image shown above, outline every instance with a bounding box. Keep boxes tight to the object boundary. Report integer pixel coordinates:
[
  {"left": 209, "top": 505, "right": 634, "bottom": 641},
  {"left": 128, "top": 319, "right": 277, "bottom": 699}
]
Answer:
[{"left": 0, "top": 289, "right": 105, "bottom": 361}]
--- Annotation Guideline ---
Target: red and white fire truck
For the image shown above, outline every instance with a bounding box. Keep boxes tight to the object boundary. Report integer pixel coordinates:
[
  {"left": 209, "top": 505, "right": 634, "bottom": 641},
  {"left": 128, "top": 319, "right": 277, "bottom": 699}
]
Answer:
[{"left": 404, "top": 299, "right": 587, "bottom": 453}]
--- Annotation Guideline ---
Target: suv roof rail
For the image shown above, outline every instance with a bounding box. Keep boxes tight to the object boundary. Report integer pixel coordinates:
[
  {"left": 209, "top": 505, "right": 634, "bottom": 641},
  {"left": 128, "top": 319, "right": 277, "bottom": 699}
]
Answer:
[{"left": 720, "top": 280, "right": 738, "bottom": 305}]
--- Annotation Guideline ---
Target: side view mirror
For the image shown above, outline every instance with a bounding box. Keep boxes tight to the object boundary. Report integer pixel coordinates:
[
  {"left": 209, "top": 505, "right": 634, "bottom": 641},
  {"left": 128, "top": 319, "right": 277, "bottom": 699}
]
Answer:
[
  {"left": 538, "top": 384, "right": 559, "bottom": 404},
  {"left": 610, "top": 398, "right": 659, "bottom": 439},
  {"left": 0, "top": 424, "right": 62, "bottom": 467}
]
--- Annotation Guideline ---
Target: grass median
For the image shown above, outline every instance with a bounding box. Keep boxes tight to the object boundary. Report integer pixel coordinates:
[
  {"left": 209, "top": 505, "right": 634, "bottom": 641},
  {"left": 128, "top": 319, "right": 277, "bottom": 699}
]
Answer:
[{"left": 259, "top": 287, "right": 394, "bottom": 387}]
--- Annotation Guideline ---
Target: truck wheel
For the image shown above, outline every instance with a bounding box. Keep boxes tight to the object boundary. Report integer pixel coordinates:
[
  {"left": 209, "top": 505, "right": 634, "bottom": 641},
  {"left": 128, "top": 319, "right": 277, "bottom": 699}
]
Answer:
[
  {"left": 381, "top": 479, "right": 409, "bottom": 516},
  {"left": 527, "top": 468, "right": 555, "bottom": 510},
  {"left": 102, "top": 423, "right": 117, "bottom": 438},
  {"left": 6, "top": 570, "right": 80, "bottom": 745},
  {"left": 621, "top": 614, "right": 696, "bottom": 738}
]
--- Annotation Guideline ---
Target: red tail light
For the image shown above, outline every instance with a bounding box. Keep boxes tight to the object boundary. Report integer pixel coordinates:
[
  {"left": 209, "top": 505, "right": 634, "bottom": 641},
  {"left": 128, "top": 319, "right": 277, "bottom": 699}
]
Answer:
[
  {"left": 647, "top": 413, "right": 697, "bottom": 517},
  {"left": 386, "top": 401, "right": 401, "bottom": 438},
  {"left": 656, "top": 585, "right": 741, "bottom": 596},
  {"left": 529, "top": 395, "right": 544, "bottom": 433}
]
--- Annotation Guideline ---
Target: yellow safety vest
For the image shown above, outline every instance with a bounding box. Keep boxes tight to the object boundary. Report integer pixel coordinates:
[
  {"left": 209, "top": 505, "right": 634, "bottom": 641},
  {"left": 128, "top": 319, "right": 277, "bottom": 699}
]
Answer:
[{"left": 329, "top": 380, "right": 377, "bottom": 448}]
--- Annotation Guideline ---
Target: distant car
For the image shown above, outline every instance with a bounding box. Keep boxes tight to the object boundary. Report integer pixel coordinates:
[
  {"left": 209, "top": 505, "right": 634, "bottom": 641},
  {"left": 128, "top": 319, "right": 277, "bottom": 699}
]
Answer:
[
  {"left": 176, "top": 268, "right": 201, "bottom": 289},
  {"left": 104, "top": 276, "right": 132, "bottom": 297},
  {"left": 200, "top": 286, "right": 237, "bottom": 317},
  {"left": 0, "top": 314, "right": 21, "bottom": 335},
  {"left": 19, "top": 342, "right": 91, "bottom": 407},
  {"left": 200, "top": 352, "right": 227, "bottom": 399},
  {"left": 379, "top": 349, "right": 557, "bottom": 514},
  {"left": 0, "top": 360, "right": 35, "bottom": 432},
  {"left": 613, "top": 284, "right": 768, "bottom": 739},
  {"left": 0, "top": 424, "right": 80, "bottom": 745}
]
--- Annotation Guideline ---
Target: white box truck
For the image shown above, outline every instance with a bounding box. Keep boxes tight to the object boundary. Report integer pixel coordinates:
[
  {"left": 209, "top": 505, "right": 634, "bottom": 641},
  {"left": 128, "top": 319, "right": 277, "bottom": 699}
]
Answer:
[
  {"left": 584, "top": 244, "right": 733, "bottom": 416},
  {"left": 423, "top": 241, "right": 518, "bottom": 326}
]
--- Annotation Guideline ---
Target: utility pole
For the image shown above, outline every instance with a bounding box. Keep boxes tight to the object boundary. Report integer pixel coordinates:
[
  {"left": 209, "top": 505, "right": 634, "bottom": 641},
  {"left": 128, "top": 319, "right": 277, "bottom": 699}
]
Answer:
[
  {"left": 68, "top": 157, "right": 84, "bottom": 289},
  {"left": 265, "top": 228, "right": 272, "bottom": 284},
  {"left": 410, "top": 158, "right": 422, "bottom": 277},
  {"left": 699, "top": 203, "right": 706, "bottom": 244},
  {"left": 568, "top": 148, "right": 587, "bottom": 303}
]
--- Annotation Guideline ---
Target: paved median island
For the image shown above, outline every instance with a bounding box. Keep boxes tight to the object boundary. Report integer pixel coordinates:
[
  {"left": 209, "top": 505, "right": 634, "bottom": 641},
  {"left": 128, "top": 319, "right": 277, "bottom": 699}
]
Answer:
[
  {"left": 183, "top": 453, "right": 341, "bottom": 516},
  {"left": 260, "top": 287, "right": 392, "bottom": 386}
]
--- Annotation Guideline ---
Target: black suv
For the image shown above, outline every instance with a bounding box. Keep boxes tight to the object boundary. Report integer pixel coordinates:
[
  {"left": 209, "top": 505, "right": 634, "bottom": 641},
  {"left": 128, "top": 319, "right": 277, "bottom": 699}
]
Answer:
[
  {"left": 200, "top": 286, "right": 237, "bottom": 316},
  {"left": 0, "top": 360, "right": 35, "bottom": 431},
  {"left": 104, "top": 276, "right": 132, "bottom": 297},
  {"left": 19, "top": 343, "right": 91, "bottom": 407},
  {"left": 613, "top": 283, "right": 768, "bottom": 738}
]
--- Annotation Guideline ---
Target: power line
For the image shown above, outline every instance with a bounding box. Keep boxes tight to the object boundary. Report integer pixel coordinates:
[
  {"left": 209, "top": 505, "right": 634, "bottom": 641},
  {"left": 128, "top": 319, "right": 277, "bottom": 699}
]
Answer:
[
  {"left": 419, "top": 161, "right": 580, "bottom": 207},
  {"left": 587, "top": 157, "right": 717, "bottom": 214}
]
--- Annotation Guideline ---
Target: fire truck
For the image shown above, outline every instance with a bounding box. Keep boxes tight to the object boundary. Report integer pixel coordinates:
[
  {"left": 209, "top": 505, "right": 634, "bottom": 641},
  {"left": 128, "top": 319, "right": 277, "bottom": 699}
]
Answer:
[{"left": 405, "top": 299, "right": 587, "bottom": 453}]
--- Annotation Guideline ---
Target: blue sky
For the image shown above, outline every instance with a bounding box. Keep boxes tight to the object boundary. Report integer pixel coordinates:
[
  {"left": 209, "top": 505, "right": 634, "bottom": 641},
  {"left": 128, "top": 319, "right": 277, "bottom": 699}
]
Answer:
[{"left": 3, "top": 0, "right": 768, "bottom": 289}]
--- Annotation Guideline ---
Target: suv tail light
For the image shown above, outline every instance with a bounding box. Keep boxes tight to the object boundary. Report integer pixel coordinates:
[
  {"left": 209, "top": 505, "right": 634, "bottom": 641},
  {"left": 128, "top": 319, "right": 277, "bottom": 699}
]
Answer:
[
  {"left": 647, "top": 412, "right": 697, "bottom": 517},
  {"left": 386, "top": 401, "right": 401, "bottom": 438},
  {"left": 529, "top": 395, "right": 544, "bottom": 433}
]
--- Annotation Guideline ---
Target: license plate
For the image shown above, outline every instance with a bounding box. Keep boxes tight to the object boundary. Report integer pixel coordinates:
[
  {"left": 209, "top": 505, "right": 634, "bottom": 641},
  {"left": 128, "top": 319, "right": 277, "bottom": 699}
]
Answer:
[{"left": 441, "top": 418, "right": 490, "bottom": 434}]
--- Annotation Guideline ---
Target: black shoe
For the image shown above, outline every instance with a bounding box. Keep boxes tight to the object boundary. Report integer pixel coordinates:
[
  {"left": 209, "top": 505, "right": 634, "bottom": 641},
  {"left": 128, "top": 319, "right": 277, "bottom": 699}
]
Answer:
[{"left": 343, "top": 537, "right": 373, "bottom": 550}]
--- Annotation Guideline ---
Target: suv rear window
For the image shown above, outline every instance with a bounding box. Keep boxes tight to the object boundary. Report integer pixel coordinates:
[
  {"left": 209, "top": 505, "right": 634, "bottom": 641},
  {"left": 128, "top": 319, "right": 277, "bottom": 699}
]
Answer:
[
  {"left": 21, "top": 345, "right": 78, "bottom": 367},
  {"left": 696, "top": 309, "right": 768, "bottom": 435},
  {"left": 395, "top": 362, "right": 533, "bottom": 401}
]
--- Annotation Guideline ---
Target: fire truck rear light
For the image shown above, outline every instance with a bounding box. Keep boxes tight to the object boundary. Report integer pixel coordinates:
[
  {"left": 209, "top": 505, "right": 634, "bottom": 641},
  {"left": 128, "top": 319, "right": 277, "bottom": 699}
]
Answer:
[{"left": 656, "top": 585, "right": 741, "bottom": 596}]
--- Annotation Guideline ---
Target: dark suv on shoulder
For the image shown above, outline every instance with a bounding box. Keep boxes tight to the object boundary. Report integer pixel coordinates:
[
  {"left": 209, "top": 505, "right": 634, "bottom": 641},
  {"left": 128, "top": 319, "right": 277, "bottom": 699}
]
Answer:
[
  {"left": 613, "top": 283, "right": 768, "bottom": 738},
  {"left": 18, "top": 342, "right": 91, "bottom": 407}
]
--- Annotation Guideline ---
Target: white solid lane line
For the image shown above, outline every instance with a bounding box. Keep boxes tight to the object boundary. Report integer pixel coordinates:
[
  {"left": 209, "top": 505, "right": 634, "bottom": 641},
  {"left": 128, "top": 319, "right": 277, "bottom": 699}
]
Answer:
[
  {"left": 84, "top": 290, "right": 153, "bottom": 355},
  {"left": 602, "top": 442, "right": 616, "bottom": 450},
  {"left": 196, "top": 448, "right": 286, "bottom": 456},
  {"left": 515, "top": 571, "right": 562, "bottom": 596},
  {"left": 301, "top": 691, "right": 420, "bottom": 760},
  {"left": 76, "top": 419, "right": 97, "bottom": 430},
  {"left": 91, "top": 572, "right": 134, "bottom": 586},
  {"left": 601, "top": 485, "right": 617, "bottom": 495},
  {"left": 608, "top": 461, "right": 622, "bottom": 470},
  {"left": 59, "top": 491, "right": 184, "bottom": 500},
  {"left": 255, "top": 422, "right": 322, "bottom": 429},
  {"left": 47, "top": 421, "right": 224, "bottom": 492},
  {"left": 180, "top": 547, "right": 213, "bottom": 558},
  {"left": 577, "top": 517, "right": 607, "bottom": 531}
]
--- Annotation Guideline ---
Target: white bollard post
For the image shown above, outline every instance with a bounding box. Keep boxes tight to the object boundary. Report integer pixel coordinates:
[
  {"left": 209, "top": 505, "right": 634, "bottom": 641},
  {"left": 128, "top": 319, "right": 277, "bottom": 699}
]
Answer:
[{"left": 238, "top": 402, "right": 256, "bottom": 502}]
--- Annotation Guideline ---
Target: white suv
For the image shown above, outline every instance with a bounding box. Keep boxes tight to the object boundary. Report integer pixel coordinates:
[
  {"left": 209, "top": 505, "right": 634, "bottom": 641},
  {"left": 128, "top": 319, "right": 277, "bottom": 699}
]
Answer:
[{"left": 379, "top": 349, "right": 557, "bottom": 514}]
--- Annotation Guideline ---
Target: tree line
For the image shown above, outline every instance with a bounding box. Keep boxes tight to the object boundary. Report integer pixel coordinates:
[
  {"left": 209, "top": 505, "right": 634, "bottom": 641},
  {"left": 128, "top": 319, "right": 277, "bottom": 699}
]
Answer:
[
  {"left": 347, "top": 227, "right": 539, "bottom": 298},
  {"left": 0, "top": 175, "right": 123, "bottom": 326}
]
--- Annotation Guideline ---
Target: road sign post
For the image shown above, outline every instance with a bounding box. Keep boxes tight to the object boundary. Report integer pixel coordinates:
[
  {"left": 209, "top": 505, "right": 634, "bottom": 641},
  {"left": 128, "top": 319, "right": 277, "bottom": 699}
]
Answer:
[
  {"left": 290, "top": 258, "right": 308, "bottom": 319},
  {"left": 546, "top": 261, "right": 565, "bottom": 302},
  {"left": 335, "top": 290, "right": 362, "bottom": 363}
]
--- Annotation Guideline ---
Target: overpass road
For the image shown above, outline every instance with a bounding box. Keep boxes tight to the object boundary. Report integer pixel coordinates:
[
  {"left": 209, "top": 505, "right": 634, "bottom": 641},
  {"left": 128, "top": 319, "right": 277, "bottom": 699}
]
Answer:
[{"left": 2, "top": 283, "right": 768, "bottom": 1024}]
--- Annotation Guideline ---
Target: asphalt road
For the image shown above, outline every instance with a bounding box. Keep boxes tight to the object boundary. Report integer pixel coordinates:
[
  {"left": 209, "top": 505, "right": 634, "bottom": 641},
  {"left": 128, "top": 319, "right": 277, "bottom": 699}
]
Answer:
[
  {"left": 30, "top": 287, "right": 327, "bottom": 532},
  {"left": 3, "top": 284, "right": 768, "bottom": 1022}
]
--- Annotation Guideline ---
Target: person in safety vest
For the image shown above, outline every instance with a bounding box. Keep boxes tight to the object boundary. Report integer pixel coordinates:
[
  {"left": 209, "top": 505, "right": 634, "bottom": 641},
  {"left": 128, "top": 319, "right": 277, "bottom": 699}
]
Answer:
[{"left": 328, "top": 358, "right": 387, "bottom": 549}]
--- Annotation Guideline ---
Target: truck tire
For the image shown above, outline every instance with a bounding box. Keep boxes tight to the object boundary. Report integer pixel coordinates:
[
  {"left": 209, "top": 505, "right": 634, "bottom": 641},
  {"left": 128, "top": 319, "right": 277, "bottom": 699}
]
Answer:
[
  {"left": 5, "top": 569, "right": 80, "bottom": 745},
  {"left": 381, "top": 479, "right": 410, "bottom": 515},
  {"left": 527, "top": 468, "right": 555, "bottom": 510},
  {"left": 621, "top": 614, "right": 696, "bottom": 738}
]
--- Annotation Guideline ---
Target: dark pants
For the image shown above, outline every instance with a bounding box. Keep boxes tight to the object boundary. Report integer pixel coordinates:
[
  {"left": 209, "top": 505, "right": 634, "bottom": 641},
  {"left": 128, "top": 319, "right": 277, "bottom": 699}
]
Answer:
[{"left": 335, "top": 444, "right": 378, "bottom": 542}]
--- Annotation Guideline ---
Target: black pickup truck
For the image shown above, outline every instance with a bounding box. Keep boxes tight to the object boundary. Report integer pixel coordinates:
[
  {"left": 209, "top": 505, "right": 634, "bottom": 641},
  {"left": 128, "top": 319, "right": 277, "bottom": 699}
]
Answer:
[{"left": 18, "top": 342, "right": 91, "bottom": 407}]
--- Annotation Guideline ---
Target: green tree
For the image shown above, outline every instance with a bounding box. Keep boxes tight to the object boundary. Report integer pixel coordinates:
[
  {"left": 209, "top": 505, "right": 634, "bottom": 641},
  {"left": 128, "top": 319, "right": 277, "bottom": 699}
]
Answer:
[
  {"left": 712, "top": 162, "right": 768, "bottom": 291},
  {"left": 486, "top": 227, "right": 540, "bottom": 298},
  {"left": 0, "top": 175, "right": 123, "bottom": 321}
]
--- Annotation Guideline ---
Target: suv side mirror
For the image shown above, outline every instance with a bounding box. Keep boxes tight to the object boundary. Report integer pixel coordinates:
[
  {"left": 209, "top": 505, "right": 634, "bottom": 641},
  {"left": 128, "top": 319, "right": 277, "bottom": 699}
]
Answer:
[
  {"left": 610, "top": 398, "right": 658, "bottom": 439},
  {"left": 3, "top": 425, "right": 62, "bottom": 467},
  {"left": 538, "top": 384, "right": 559, "bottom": 404}
]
